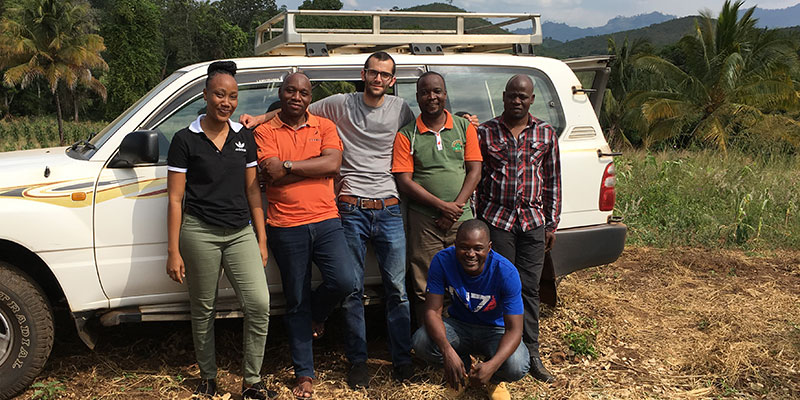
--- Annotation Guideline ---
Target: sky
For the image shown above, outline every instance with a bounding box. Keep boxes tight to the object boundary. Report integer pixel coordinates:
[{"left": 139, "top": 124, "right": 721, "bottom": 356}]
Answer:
[{"left": 278, "top": 0, "right": 800, "bottom": 28}]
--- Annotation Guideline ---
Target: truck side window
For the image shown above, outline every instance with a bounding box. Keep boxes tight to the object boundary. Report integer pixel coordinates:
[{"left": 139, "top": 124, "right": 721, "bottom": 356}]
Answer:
[
  {"left": 144, "top": 70, "right": 287, "bottom": 163},
  {"left": 427, "top": 66, "right": 565, "bottom": 135}
]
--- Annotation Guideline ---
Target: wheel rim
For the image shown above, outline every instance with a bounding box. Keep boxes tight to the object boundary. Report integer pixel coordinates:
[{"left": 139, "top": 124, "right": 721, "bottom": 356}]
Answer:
[{"left": 0, "top": 306, "right": 13, "bottom": 366}]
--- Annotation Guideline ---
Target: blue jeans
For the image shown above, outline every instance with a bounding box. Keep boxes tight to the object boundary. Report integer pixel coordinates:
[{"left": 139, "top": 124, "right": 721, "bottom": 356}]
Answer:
[
  {"left": 412, "top": 317, "right": 530, "bottom": 383},
  {"left": 268, "top": 218, "right": 357, "bottom": 378},
  {"left": 338, "top": 200, "right": 412, "bottom": 366}
]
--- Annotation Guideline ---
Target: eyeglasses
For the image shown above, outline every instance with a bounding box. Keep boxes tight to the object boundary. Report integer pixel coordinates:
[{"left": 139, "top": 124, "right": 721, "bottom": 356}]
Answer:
[{"left": 364, "top": 69, "right": 394, "bottom": 80}]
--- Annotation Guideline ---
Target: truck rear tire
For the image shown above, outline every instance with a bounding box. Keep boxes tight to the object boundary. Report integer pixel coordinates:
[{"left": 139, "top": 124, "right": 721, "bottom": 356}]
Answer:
[{"left": 0, "top": 262, "right": 54, "bottom": 400}]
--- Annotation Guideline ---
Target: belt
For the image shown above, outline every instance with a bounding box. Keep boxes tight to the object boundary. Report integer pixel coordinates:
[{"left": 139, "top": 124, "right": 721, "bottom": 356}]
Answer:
[{"left": 339, "top": 195, "right": 399, "bottom": 210}]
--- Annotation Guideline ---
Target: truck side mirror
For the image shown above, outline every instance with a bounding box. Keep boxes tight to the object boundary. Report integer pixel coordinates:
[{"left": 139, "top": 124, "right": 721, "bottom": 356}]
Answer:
[{"left": 108, "top": 130, "right": 160, "bottom": 168}]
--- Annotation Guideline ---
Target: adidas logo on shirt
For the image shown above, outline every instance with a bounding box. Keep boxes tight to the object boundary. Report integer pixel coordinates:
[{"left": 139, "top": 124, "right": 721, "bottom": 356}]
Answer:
[{"left": 235, "top": 141, "right": 247, "bottom": 152}]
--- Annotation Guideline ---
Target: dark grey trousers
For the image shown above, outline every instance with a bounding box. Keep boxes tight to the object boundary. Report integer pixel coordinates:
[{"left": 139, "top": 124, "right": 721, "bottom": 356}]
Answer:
[{"left": 482, "top": 220, "right": 545, "bottom": 359}]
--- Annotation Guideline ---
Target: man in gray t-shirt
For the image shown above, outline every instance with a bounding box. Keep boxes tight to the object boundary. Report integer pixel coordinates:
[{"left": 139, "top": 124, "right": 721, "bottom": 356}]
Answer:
[
  {"left": 241, "top": 52, "right": 416, "bottom": 389},
  {"left": 309, "top": 92, "right": 413, "bottom": 199}
]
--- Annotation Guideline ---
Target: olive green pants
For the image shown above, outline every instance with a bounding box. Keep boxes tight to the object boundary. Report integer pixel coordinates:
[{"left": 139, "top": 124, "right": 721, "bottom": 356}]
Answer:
[
  {"left": 180, "top": 214, "right": 270, "bottom": 384},
  {"left": 406, "top": 208, "right": 462, "bottom": 325}
]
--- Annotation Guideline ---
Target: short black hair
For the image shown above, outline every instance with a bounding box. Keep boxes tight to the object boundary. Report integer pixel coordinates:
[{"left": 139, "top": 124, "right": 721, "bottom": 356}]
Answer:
[
  {"left": 278, "top": 72, "right": 310, "bottom": 94},
  {"left": 206, "top": 61, "right": 237, "bottom": 88},
  {"left": 417, "top": 71, "right": 446, "bottom": 91},
  {"left": 456, "top": 219, "right": 490, "bottom": 241},
  {"left": 364, "top": 51, "right": 396, "bottom": 75},
  {"left": 505, "top": 74, "right": 534, "bottom": 92}
]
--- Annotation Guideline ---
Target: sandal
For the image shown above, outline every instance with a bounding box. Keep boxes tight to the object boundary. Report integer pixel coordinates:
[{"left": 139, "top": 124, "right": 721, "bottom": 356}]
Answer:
[
  {"left": 311, "top": 320, "right": 325, "bottom": 340},
  {"left": 293, "top": 376, "right": 314, "bottom": 400}
]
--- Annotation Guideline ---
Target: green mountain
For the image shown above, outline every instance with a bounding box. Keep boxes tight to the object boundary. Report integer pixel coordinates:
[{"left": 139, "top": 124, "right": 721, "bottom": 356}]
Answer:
[
  {"left": 382, "top": 2, "right": 507, "bottom": 34},
  {"left": 538, "top": 16, "right": 698, "bottom": 58}
]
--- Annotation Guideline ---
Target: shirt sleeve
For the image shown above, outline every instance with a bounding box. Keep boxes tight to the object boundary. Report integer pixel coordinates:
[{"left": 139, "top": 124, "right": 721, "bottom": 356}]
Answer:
[
  {"left": 318, "top": 117, "right": 343, "bottom": 151},
  {"left": 541, "top": 125, "right": 562, "bottom": 232},
  {"left": 243, "top": 128, "right": 258, "bottom": 168},
  {"left": 308, "top": 94, "right": 342, "bottom": 122},
  {"left": 254, "top": 123, "right": 279, "bottom": 166},
  {"left": 391, "top": 132, "right": 414, "bottom": 173},
  {"left": 166, "top": 131, "right": 189, "bottom": 173},
  {"left": 463, "top": 124, "right": 483, "bottom": 162},
  {"left": 500, "top": 260, "right": 524, "bottom": 315},
  {"left": 426, "top": 252, "right": 446, "bottom": 295}
]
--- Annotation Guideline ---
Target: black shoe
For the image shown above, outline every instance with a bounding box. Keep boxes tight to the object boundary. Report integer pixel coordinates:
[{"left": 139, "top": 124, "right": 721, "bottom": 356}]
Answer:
[
  {"left": 347, "top": 362, "right": 370, "bottom": 389},
  {"left": 194, "top": 378, "right": 217, "bottom": 398},
  {"left": 530, "top": 357, "right": 555, "bottom": 383},
  {"left": 392, "top": 363, "right": 416, "bottom": 382},
  {"left": 242, "top": 381, "right": 279, "bottom": 400}
]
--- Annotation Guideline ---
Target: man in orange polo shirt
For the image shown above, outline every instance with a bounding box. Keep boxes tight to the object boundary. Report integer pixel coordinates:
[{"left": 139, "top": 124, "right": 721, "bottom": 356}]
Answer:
[{"left": 254, "top": 72, "right": 357, "bottom": 400}]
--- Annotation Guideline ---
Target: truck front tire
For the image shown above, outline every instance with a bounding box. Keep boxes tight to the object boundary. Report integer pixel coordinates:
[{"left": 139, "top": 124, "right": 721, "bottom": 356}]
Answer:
[{"left": 0, "top": 262, "right": 54, "bottom": 400}]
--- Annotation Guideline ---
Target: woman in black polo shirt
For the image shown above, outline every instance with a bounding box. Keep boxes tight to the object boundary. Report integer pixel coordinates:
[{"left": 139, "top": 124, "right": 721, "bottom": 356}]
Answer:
[{"left": 166, "top": 61, "right": 277, "bottom": 400}]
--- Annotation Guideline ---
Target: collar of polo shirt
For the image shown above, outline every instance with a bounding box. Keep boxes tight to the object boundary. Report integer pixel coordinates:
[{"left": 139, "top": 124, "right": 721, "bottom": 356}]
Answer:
[{"left": 189, "top": 114, "right": 244, "bottom": 134}]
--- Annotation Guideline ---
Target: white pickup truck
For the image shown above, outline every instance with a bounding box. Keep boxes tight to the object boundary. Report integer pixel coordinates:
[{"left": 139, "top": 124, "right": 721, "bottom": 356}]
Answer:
[{"left": 0, "top": 10, "right": 626, "bottom": 398}]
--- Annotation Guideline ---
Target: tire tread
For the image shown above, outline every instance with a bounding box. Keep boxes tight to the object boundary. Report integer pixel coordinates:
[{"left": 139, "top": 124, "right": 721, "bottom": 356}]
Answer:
[{"left": 0, "top": 262, "right": 54, "bottom": 400}]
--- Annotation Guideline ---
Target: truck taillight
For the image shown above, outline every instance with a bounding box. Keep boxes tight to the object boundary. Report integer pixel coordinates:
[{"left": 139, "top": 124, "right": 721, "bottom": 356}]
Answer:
[{"left": 599, "top": 162, "right": 616, "bottom": 211}]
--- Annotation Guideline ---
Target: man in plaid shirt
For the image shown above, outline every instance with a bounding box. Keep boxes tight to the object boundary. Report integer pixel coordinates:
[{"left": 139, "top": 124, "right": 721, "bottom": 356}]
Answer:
[{"left": 475, "top": 74, "right": 561, "bottom": 383}]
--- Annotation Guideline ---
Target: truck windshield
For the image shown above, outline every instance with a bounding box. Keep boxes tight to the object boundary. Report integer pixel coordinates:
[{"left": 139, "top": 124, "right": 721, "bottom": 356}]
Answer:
[
  {"left": 66, "top": 72, "right": 185, "bottom": 160},
  {"left": 395, "top": 65, "right": 565, "bottom": 135}
]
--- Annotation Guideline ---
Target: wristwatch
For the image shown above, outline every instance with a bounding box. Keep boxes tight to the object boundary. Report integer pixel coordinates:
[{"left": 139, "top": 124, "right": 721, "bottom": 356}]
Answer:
[{"left": 283, "top": 160, "right": 293, "bottom": 171}]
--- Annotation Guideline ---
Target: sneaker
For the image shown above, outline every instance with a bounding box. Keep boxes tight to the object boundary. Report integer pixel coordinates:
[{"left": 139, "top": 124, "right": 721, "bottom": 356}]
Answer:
[
  {"left": 242, "top": 381, "right": 279, "bottom": 400},
  {"left": 347, "top": 362, "right": 370, "bottom": 389},
  {"left": 529, "top": 357, "right": 555, "bottom": 383},
  {"left": 486, "top": 382, "right": 511, "bottom": 400},
  {"left": 194, "top": 378, "right": 217, "bottom": 398},
  {"left": 392, "top": 363, "right": 415, "bottom": 382}
]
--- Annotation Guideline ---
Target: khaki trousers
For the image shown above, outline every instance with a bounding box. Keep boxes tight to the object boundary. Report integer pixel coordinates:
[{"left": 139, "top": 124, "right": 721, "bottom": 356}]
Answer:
[
  {"left": 406, "top": 208, "right": 462, "bottom": 325},
  {"left": 180, "top": 214, "right": 270, "bottom": 384}
]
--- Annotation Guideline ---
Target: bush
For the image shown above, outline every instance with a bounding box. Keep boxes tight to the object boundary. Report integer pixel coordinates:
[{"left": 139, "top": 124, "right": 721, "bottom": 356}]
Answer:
[{"left": 0, "top": 117, "right": 107, "bottom": 152}]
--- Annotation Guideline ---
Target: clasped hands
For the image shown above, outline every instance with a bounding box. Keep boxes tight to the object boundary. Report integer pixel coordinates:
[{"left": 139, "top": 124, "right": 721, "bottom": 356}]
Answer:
[{"left": 436, "top": 200, "right": 465, "bottom": 231}]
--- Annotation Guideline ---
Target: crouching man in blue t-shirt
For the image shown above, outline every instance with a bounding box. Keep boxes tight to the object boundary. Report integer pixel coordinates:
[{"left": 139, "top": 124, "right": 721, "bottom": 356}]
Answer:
[{"left": 412, "top": 219, "right": 530, "bottom": 400}]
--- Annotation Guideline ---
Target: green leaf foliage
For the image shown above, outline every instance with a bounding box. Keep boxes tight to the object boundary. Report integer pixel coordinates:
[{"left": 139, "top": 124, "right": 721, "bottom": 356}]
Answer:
[
  {"left": 629, "top": 0, "right": 800, "bottom": 151},
  {"left": 101, "top": 0, "right": 163, "bottom": 119},
  {"left": 0, "top": 0, "right": 107, "bottom": 143}
]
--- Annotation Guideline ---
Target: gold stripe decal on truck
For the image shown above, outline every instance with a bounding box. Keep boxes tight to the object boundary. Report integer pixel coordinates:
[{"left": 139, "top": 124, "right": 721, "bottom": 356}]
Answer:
[{"left": 0, "top": 177, "right": 167, "bottom": 208}]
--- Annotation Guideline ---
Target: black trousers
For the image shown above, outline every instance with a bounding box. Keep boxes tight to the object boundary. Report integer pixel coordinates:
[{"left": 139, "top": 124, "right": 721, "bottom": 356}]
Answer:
[{"left": 483, "top": 220, "right": 545, "bottom": 359}]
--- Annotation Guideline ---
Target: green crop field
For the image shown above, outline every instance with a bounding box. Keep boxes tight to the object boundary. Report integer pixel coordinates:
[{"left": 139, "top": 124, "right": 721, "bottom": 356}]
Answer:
[
  {"left": 0, "top": 117, "right": 107, "bottom": 152},
  {"left": 615, "top": 150, "right": 800, "bottom": 251}
]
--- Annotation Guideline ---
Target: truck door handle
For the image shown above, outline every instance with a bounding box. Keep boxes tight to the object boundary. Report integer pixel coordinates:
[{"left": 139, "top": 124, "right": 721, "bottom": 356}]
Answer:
[
  {"left": 597, "top": 150, "right": 622, "bottom": 157},
  {"left": 572, "top": 86, "right": 598, "bottom": 94}
]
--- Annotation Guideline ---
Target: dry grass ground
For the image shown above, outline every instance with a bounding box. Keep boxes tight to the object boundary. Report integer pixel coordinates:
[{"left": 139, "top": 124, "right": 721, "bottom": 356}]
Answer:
[{"left": 16, "top": 246, "right": 800, "bottom": 400}]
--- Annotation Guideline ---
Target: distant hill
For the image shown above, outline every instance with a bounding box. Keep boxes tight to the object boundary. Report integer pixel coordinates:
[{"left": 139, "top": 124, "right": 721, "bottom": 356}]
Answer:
[
  {"left": 513, "top": 3, "right": 800, "bottom": 42},
  {"left": 753, "top": 3, "right": 800, "bottom": 28},
  {"left": 538, "top": 16, "right": 698, "bottom": 59},
  {"left": 383, "top": 2, "right": 506, "bottom": 34},
  {"left": 513, "top": 12, "right": 675, "bottom": 42}
]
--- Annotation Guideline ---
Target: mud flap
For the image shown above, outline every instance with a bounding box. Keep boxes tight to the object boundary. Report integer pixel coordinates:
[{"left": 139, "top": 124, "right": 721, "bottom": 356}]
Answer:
[{"left": 540, "top": 252, "right": 557, "bottom": 307}]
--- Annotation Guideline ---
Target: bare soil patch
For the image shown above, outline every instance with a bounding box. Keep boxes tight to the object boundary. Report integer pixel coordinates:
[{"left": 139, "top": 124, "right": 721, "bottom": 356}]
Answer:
[{"left": 15, "top": 247, "right": 800, "bottom": 399}]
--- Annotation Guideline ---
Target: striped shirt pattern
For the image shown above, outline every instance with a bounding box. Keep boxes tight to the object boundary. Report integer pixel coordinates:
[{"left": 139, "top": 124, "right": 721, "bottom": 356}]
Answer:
[{"left": 475, "top": 114, "right": 562, "bottom": 233}]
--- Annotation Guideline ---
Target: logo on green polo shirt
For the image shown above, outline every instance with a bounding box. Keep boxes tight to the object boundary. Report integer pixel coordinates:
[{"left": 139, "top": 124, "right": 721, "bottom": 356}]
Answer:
[{"left": 451, "top": 139, "right": 463, "bottom": 152}]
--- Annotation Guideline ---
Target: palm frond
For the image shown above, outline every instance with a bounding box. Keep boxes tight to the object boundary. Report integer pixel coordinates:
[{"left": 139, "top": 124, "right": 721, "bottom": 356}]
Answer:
[
  {"left": 718, "top": 52, "right": 744, "bottom": 92},
  {"left": 641, "top": 98, "right": 695, "bottom": 123}
]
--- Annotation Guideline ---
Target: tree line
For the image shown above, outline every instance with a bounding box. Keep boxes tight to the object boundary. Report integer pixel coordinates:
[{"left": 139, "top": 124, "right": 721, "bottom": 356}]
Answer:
[
  {"left": 1, "top": 0, "right": 799, "bottom": 153},
  {"left": 0, "top": 0, "right": 346, "bottom": 143}
]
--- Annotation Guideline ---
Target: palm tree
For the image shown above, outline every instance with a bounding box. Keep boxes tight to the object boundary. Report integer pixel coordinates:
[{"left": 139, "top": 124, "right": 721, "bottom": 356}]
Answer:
[
  {"left": 0, "top": 0, "right": 107, "bottom": 145},
  {"left": 601, "top": 36, "right": 652, "bottom": 148},
  {"left": 630, "top": 0, "right": 800, "bottom": 151}
]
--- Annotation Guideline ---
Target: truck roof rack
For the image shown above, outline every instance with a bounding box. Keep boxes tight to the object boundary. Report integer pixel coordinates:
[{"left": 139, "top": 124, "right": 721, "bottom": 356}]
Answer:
[{"left": 254, "top": 10, "right": 542, "bottom": 56}]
